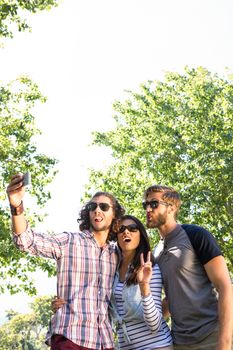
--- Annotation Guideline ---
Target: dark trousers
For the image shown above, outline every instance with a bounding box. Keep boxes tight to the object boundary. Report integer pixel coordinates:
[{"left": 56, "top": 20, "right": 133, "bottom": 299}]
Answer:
[{"left": 51, "top": 335, "right": 114, "bottom": 350}]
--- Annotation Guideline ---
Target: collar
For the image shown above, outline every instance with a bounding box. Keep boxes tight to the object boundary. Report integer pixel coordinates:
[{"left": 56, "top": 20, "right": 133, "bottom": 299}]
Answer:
[
  {"left": 82, "top": 230, "right": 117, "bottom": 254},
  {"left": 164, "top": 224, "right": 182, "bottom": 243}
]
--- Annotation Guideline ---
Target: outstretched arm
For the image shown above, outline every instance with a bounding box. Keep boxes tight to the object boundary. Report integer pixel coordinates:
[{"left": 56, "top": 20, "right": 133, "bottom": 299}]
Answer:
[
  {"left": 204, "top": 255, "right": 233, "bottom": 350},
  {"left": 6, "top": 173, "right": 66, "bottom": 259}
]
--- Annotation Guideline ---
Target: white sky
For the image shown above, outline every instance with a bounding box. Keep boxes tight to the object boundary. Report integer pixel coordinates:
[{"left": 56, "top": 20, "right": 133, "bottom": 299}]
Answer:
[{"left": 1, "top": 0, "right": 233, "bottom": 323}]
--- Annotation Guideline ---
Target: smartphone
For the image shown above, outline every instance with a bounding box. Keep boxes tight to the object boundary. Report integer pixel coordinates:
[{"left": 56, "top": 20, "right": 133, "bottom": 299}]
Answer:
[{"left": 23, "top": 172, "right": 31, "bottom": 186}]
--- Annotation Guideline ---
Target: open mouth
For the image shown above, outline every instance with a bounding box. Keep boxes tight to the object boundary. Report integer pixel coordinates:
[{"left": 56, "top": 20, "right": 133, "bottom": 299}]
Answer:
[
  {"left": 95, "top": 217, "right": 102, "bottom": 223},
  {"left": 123, "top": 238, "right": 131, "bottom": 242}
]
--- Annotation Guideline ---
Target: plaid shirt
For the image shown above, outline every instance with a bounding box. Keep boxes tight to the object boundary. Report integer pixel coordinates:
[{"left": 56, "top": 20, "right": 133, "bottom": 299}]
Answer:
[{"left": 13, "top": 226, "right": 118, "bottom": 349}]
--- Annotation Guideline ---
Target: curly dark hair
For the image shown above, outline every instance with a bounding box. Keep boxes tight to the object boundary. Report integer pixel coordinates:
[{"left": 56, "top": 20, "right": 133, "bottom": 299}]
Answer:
[
  {"left": 77, "top": 192, "right": 125, "bottom": 240},
  {"left": 114, "top": 214, "right": 156, "bottom": 286}
]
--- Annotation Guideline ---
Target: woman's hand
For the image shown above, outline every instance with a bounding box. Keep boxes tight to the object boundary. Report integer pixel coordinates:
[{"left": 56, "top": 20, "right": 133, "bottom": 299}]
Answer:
[
  {"left": 137, "top": 251, "right": 152, "bottom": 284},
  {"left": 137, "top": 252, "right": 152, "bottom": 297},
  {"left": 51, "top": 296, "right": 66, "bottom": 313}
]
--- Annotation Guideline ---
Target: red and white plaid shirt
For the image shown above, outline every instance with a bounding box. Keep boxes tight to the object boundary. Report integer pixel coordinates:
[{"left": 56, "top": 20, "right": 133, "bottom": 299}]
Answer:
[{"left": 13, "top": 226, "right": 118, "bottom": 349}]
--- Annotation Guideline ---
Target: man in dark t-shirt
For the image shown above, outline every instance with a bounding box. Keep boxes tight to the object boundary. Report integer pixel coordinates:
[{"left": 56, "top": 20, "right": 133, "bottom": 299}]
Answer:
[{"left": 142, "top": 185, "right": 233, "bottom": 350}]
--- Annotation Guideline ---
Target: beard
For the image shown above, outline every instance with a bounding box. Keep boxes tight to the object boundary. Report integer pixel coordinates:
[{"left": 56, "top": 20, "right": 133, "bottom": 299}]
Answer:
[
  {"left": 147, "top": 212, "right": 167, "bottom": 228},
  {"left": 91, "top": 221, "right": 110, "bottom": 232}
]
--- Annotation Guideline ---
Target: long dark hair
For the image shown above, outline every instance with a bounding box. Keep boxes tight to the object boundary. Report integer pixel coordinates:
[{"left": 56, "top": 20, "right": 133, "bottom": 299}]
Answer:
[
  {"left": 77, "top": 192, "right": 125, "bottom": 240},
  {"left": 116, "top": 214, "right": 156, "bottom": 286}
]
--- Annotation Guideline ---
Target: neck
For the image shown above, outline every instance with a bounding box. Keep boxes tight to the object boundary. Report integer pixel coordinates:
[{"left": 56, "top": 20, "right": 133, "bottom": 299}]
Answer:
[
  {"left": 158, "top": 221, "right": 177, "bottom": 239},
  {"left": 121, "top": 251, "right": 135, "bottom": 266},
  {"left": 93, "top": 230, "right": 109, "bottom": 247},
  {"left": 119, "top": 250, "right": 136, "bottom": 282}
]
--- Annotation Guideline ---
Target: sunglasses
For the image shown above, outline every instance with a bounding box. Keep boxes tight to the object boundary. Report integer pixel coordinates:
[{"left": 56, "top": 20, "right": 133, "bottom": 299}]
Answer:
[
  {"left": 118, "top": 224, "right": 139, "bottom": 234},
  {"left": 87, "top": 202, "right": 113, "bottom": 212},
  {"left": 142, "top": 200, "right": 171, "bottom": 210}
]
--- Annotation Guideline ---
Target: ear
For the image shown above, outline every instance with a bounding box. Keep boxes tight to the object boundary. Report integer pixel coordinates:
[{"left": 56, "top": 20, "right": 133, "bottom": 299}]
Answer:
[{"left": 168, "top": 204, "right": 176, "bottom": 217}]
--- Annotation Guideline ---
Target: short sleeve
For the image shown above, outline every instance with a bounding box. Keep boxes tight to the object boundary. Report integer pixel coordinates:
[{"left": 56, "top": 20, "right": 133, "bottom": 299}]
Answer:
[{"left": 182, "top": 224, "right": 222, "bottom": 265}]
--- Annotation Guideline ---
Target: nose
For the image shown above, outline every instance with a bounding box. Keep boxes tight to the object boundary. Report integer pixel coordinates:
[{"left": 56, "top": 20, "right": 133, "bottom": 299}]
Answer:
[
  {"left": 122, "top": 228, "right": 131, "bottom": 236},
  {"left": 94, "top": 204, "right": 101, "bottom": 213},
  {"left": 146, "top": 204, "right": 152, "bottom": 212}
]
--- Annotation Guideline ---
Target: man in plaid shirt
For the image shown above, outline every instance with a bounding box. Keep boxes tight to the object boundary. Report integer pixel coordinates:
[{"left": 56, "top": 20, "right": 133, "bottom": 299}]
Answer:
[{"left": 7, "top": 173, "right": 125, "bottom": 350}]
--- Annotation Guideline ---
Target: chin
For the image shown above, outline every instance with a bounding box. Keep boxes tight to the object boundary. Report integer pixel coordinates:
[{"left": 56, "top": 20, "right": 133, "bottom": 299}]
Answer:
[
  {"left": 147, "top": 221, "right": 155, "bottom": 228},
  {"left": 95, "top": 227, "right": 105, "bottom": 232}
]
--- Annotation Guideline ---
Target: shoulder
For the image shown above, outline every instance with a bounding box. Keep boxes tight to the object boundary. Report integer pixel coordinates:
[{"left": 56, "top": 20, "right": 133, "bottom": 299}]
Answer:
[
  {"left": 54, "top": 231, "right": 82, "bottom": 245},
  {"left": 182, "top": 224, "right": 211, "bottom": 235},
  {"left": 181, "top": 224, "right": 218, "bottom": 245},
  {"left": 57, "top": 231, "right": 91, "bottom": 244},
  {"left": 181, "top": 224, "right": 222, "bottom": 265}
]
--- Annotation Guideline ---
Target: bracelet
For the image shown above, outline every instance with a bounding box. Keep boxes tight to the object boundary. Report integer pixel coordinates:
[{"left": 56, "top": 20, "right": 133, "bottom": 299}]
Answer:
[{"left": 10, "top": 201, "right": 24, "bottom": 216}]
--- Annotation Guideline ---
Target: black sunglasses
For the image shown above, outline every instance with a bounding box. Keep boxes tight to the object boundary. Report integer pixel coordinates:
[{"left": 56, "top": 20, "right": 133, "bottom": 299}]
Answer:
[
  {"left": 118, "top": 224, "right": 139, "bottom": 234},
  {"left": 87, "top": 202, "right": 113, "bottom": 212},
  {"left": 142, "top": 200, "right": 171, "bottom": 210}
]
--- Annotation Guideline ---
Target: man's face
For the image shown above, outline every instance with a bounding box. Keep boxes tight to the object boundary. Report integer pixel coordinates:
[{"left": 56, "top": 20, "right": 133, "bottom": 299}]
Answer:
[
  {"left": 145, "top": 192, "right": 169, "bottom": 229},
  {"left": 88, "top": 195, "right": 115, "bottom": 233}
]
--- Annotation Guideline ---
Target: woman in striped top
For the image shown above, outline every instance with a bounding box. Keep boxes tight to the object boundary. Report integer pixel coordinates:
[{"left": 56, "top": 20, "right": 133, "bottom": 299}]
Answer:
[{"left": 110, "top": 215, "right": 173, "bottom": 350}]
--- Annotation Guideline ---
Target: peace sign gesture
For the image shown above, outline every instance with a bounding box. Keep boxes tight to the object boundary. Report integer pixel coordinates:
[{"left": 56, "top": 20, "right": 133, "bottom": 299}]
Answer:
[{"left": 137, "top": 251, "right": 152, "bottom": 285}]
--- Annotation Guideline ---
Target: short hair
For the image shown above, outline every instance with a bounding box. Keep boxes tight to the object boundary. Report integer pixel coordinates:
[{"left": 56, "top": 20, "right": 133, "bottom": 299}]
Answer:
[
  {"left": 77, "top": 192, "right": 125, "bottom": 239},
  {"left": 144, "top": 185, "right": 182, "bottom": 217},
  {"left": 113, "top": 214, "right": 156, "bottom": 286}
]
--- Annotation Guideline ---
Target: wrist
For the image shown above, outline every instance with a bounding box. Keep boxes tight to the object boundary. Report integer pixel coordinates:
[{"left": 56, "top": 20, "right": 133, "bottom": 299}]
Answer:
[
  {"left": 138, "top": 282, "right": 150, "bottom": 297},
  {"left": 10, "top": 201, "right": 24, "bottom": 216}
]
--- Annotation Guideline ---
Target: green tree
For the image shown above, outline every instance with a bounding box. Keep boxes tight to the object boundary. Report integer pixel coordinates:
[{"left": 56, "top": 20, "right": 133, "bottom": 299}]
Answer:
[
  {"left": 0, "top": 0, "right": 60, "bottom": 39},
  {"left": 0, "top": 295, "right": 53, "bottom": 350},
  {"left": 30, "top": 295, "right": 54, "bottom": 332},
  {"left": 84, "top": 66, "right": 233, "bottom": 273},
  {"left": 0, "top": 76, "right": 58, "bottom": 294},
  {"left": 0, "top": 0, "right": 60, "bottom": 295}
]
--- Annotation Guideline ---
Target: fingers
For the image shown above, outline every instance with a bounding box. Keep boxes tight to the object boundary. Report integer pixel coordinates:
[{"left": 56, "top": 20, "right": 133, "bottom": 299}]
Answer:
[
  {"left": 147, "top": 251, "right": 151, "bottom": 263},
  {"left": 9, "top": 173, "right": 23, "bottom": 185},
  {"left": 140, "top": 252, "right": 145, "bottom": 266},
  {"left": 7, "top": 174, "right": 24, "bottom": 194},
  {"left": 140, "top": 251, "right": 151, "bottom": 266},
  {"left": 51, "top": 297, "right": 66, "bottom": 313},
  {"left": 11, "top": 173, "right": 23, "bottom": 180}
]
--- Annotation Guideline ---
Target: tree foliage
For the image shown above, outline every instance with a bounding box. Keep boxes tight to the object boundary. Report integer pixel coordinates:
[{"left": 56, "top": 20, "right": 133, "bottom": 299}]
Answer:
[
  {"left": 84, "top": 67, "right": 233, "bottom": 273},
  {"left": 0, "top": 0, "right": 60, "bottom": 39},
  {"left": 0, "top": 295, "right": 53, "bottom": 350},
  {"left": 0, "top": 76, "right": 58, "bottom": 294}
]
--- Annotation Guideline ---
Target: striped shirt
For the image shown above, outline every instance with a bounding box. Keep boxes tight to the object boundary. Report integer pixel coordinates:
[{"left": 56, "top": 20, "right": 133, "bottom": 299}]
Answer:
[
  {"left": 13, "top": 226, "right": 118, "bottom": 349},
  {"left": 114, "top": 265, "right": 173, "bottom": 349}
]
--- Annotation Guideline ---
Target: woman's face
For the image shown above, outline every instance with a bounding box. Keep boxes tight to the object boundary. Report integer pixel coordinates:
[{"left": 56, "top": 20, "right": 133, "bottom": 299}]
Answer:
[{"left": 117, "top": 218, "right": 141, "bottom": 253}]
